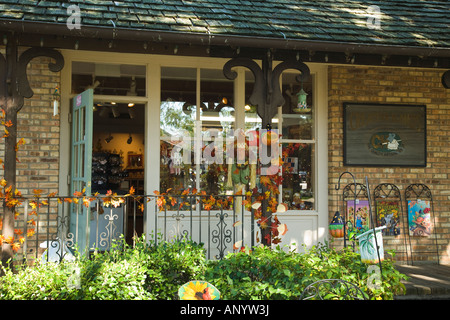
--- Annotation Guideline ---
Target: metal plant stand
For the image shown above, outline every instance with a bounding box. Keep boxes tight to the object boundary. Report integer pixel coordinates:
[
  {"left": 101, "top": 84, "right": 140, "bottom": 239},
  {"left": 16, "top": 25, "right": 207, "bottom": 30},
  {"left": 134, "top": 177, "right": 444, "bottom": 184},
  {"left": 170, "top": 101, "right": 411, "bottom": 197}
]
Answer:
[
  {"left": 373, "top": 183, "right": 410, "bottom": 265},
  {"left": 404, "top": 184, "right": 439, "bottom": 265},
  {"left": 335, "top": 172, "right": 368, "bottom": 250}
]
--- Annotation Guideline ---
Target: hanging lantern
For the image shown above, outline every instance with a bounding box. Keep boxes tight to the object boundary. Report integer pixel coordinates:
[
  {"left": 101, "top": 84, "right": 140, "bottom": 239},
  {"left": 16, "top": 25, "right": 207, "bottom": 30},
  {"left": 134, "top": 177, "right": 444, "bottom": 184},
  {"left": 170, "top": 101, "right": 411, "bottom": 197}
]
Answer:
[
  {"left": 294, "top": 81, "right": 309, "bottom": 113},
  {"left": 52, "top": 86, "right": 60, "bottom": 116},
  {"left": 329, "top": 211, "right": 345, "bottom": 238}
]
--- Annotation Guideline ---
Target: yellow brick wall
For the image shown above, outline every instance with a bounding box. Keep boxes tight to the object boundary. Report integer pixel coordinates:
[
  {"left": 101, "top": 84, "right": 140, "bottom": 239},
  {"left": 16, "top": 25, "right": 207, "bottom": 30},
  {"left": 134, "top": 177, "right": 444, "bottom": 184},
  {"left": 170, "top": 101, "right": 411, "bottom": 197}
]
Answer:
[
  {"left": 0, "top": 55, "right": 61, "bottom": 196},
  {"left": 328, "top": 65, "right": 450, "bottom": 264}
]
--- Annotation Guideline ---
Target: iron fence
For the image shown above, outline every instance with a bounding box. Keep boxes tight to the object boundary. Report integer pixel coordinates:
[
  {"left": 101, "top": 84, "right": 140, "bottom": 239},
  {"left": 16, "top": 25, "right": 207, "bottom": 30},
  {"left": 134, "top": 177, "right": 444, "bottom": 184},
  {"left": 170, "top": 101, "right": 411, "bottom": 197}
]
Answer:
[{"left": 1, "top": 194, "right": 257, "bottom": 263}]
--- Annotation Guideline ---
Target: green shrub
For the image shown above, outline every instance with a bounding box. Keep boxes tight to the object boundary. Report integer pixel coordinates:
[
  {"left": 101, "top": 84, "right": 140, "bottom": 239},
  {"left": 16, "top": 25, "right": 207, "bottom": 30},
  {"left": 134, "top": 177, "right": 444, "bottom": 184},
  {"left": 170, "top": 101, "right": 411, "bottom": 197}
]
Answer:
[
  {"left": 205, "top": 244, "right": 408, "bottom": 300},
  {"left": 0, "top": 261, "right": 79, "bottom": 300},
  {"left": 0, "top": 239, "right": 407, "bottom": 300},
  {"left": 0, "top": 235, "right": 207, "bottom": 300}
]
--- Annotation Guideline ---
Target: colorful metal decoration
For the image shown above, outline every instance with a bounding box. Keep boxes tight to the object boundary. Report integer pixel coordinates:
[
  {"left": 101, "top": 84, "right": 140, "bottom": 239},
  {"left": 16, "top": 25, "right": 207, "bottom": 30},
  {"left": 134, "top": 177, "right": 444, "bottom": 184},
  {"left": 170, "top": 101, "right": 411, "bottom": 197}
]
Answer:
[
  {"left": 329, "top": 211, "right": 345, "bottom": 238},
  {"left": 178, "top": 281, "right": 220, "bottom": 300}
]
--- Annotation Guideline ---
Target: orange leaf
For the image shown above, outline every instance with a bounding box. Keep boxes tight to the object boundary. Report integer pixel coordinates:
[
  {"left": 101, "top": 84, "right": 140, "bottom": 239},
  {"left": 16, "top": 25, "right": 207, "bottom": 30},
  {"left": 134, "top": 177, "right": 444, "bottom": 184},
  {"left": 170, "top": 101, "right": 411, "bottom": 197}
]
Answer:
[
  {"left": 233, "top": 220, "right": 242, "bottom": 228},
  {"left": 233, "top": 240, "right": 242, "bottom": 250},
  {"left": 277, "top": 224, "right": 288, "bottom": 236}
]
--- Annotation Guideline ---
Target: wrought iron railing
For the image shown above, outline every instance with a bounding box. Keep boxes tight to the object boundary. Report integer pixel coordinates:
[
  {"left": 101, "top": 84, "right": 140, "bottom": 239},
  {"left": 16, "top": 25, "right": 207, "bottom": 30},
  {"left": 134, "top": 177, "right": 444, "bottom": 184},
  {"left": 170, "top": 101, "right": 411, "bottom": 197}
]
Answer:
[{"left": 0, "top": 194, "right": 256, "bottom": 263}]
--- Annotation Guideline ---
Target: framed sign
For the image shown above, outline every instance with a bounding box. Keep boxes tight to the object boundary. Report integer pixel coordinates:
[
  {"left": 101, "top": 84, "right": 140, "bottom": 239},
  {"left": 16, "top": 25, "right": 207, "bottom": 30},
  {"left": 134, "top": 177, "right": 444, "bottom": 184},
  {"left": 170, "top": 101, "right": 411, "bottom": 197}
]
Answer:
[{"left": 343, "top": 103, "right": 426, "bottom": 167}]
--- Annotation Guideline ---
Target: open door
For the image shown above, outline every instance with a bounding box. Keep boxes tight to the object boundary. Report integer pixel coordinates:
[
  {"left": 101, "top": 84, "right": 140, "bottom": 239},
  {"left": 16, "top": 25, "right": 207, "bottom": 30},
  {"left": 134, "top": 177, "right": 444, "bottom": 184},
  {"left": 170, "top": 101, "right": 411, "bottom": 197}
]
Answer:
[{"left": 69, "top": 89, "right": 93, "bottom": 254}]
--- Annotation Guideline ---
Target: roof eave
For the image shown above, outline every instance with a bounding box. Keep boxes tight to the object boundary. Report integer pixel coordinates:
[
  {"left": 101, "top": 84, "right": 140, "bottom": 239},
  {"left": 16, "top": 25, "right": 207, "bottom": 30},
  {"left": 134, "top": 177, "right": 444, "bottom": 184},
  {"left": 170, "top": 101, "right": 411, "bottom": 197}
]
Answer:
[{"left": 0, "top": 19, "right": 449, "bottom": 58}]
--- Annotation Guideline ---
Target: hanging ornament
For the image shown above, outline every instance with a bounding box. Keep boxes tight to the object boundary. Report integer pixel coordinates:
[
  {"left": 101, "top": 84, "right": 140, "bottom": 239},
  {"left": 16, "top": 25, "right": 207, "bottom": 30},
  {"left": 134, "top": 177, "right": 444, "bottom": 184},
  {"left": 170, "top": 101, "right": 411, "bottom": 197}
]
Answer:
[
  {"left": 294, "top": 80, "right": 310, "bottom": 113},
  {"left": 52, "top": 86, "right": 60, "bottom": 116}
]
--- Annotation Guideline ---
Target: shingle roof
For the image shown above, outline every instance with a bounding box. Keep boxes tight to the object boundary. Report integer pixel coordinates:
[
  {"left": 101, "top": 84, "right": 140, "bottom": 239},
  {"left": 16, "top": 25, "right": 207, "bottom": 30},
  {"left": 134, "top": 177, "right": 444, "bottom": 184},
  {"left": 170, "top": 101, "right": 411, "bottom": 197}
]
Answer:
[{"left": 0, "top": 0, "right": 449, "bottom": 49}]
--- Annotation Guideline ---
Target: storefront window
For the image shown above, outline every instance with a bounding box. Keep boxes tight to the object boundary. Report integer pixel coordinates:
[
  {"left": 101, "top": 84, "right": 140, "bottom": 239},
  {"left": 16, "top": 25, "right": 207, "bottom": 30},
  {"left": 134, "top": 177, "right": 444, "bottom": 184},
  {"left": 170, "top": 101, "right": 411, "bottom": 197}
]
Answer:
[{"left": 158, "top": 65, "right": 315, "bottom": 210}]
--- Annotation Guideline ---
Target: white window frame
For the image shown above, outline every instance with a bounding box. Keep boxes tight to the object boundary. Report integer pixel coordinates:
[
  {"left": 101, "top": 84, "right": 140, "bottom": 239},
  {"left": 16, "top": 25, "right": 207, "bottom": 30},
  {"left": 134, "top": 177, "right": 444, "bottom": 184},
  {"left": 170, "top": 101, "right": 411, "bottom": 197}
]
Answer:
[{"left": 58, "top": 51, "right": 328, "bottom": 249}]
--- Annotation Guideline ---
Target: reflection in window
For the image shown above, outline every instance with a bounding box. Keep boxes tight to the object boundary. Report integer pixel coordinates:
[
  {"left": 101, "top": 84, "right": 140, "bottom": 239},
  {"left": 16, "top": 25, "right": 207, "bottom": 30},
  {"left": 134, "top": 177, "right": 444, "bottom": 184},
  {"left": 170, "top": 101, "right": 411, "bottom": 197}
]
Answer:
[
  {"left": 159, "top": 67, "right": 235, "bottom": 195},
  {"left": 282, "top": 143, "right": 314, "bottom": 210}
]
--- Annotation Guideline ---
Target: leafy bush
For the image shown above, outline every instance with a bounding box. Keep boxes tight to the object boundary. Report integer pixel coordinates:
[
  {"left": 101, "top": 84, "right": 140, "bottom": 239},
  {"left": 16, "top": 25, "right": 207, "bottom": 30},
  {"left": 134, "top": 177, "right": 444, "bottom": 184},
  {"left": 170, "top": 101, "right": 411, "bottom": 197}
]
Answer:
[
  {"left": 0, "top": 239, "right": 407, "bottom": 300},
  {"left": 205, "top": 244, "right": 408, "bottom": 300},
  {"left": 0, "top": 260, "right": 78, "bottom": 300},
  {"left": 0, "top": 235, "right": 207, "bottom": 300}
]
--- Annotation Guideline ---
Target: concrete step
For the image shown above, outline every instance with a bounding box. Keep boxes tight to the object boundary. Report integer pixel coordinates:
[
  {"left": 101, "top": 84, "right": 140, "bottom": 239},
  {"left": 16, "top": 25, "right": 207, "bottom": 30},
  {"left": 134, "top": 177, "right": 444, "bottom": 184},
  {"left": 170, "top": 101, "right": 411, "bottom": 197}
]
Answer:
[{"left": 394, "top": 264, "right": 450, "bottom": 300}]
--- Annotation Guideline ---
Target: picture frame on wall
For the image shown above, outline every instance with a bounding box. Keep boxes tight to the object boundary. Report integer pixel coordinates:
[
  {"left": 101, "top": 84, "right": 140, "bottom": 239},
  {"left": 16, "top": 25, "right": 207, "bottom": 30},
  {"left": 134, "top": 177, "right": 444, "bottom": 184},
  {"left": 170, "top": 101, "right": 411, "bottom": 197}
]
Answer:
[{"left": 343, "top": 103, "right": 426, "bottom": 167}]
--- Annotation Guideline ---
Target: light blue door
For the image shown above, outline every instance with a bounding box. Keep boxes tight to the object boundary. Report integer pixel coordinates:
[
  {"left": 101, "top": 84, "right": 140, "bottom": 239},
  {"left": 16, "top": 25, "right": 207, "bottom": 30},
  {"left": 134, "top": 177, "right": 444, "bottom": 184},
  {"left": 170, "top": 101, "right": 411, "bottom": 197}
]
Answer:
[{"left": 69, "top": 89, "right": 93, "bottom": 254}]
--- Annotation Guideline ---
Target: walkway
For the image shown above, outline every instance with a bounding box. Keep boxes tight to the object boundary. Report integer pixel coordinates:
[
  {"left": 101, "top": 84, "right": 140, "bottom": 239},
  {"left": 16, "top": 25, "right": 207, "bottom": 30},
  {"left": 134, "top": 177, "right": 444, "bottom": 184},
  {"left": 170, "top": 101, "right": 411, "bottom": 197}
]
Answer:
[{"left": 394, "top": 264, "right": 450, "bottom": 300}]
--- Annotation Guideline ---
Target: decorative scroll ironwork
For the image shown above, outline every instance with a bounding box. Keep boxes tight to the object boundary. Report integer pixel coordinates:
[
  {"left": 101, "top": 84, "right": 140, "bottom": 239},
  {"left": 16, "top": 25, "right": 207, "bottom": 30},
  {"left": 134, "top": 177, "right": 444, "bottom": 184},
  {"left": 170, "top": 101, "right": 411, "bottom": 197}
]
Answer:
[
  {"left": 300, "top": 279, "right": 368, "bottom": 300},
  {"left": 99, "top": 208, "right": 119, "bottom": 249},
  {"left": 335, "top": 172, "right": 367, "bottom": 249},
  {"left": 211, "top": 211, "right": 233, "bottom": 260},
  {"left": 373, "top": 183, "right": 410, "bottom": 264}
]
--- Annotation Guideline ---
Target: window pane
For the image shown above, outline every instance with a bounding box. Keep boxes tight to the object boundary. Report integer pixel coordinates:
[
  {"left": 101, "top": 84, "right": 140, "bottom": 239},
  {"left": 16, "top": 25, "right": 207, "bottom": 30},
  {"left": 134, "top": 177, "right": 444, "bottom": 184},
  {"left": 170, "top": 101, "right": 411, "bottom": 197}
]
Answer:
[
  {"left": 160, "top": 67, "right": 197, "bottom": 137},
  {"left": 160, "top": 67, "right": 197, "bottom": 193},
  {"left": 200, "top": 68, "right": 234, "bottom": 136},
  {"left": 281, "top": 73, "right": 313, "bottom": 140},
  {"left": 281, "top": 143, "right": 314, "bottom": 210},
  {"left": 71, "top": 62, "right": 146, "bottom": 96}
]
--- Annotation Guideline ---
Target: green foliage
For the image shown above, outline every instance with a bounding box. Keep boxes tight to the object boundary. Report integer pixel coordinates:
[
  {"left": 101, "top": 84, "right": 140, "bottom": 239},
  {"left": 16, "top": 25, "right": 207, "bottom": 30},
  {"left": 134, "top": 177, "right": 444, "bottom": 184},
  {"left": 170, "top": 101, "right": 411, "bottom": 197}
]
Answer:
[
  {"left": 0, "top": 239, "right": 407, "bottom": 300},
  {"left": 0, "top": 235, "right": 207, "bottom": 300},
  {"left": 205, "top": 244, "right": 408, "bottom": 300}
]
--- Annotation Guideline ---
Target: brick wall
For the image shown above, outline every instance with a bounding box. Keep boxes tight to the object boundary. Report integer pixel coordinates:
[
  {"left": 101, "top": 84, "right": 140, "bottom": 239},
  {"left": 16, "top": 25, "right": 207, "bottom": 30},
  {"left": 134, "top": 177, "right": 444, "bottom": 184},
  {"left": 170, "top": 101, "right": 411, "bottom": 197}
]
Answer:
[
  {"left": 0, "top": 54, "right": 61, "bottom": 196},
  {"left": 328, "top": 65, "right": 450, "bottom": 264}
]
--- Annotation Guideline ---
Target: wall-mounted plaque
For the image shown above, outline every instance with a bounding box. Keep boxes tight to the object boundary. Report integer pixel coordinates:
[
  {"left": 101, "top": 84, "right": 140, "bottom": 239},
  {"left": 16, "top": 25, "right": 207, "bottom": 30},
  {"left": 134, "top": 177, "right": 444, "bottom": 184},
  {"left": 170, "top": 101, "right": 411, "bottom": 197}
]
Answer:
[{"left": 343, "top": 103, "right": 426, "bottom": 167}]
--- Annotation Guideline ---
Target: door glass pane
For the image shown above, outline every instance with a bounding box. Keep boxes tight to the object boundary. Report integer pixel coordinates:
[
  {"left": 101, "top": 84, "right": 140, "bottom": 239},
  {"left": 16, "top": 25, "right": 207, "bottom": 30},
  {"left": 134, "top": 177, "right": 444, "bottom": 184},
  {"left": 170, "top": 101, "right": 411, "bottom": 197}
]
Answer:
[
  {"left": 80, "top": 107, "right": 86, "bottom": 141},
  {"left": 73, "top": 145, "right": 79, "bottom": 177},
  {"left": 80, "top": 144, "right": 85, "bottom": 177},
  {"left": 74, "top": 109, "right": 79, "bottom": 142}
]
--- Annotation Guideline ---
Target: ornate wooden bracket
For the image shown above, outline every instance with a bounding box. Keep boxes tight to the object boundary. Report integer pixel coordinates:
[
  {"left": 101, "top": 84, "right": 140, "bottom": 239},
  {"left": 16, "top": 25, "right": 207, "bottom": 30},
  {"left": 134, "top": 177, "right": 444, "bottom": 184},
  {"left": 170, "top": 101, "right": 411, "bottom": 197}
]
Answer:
[
  {"left": 0, "top": 33, "right": 64, "bottom": 267},
  {"left": 223, "top": 52, "right": 310, "bottom": 128},
  {"left": 442, "top": 70, "right": 450, "bottom": 89},
  {"left": 0, "top": 39, "right": 64, "bottom": 112}
]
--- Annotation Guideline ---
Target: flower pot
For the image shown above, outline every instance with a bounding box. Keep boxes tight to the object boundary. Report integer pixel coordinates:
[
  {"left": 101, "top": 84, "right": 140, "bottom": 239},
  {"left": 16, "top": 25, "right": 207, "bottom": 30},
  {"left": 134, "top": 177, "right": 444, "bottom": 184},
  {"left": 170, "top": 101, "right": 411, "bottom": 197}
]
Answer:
[
  {"left": 355, "top": 226, "right": 386, "bottom": 264},
  {"left": 329, "top": 211, "right": 345, "bottom": 238}
]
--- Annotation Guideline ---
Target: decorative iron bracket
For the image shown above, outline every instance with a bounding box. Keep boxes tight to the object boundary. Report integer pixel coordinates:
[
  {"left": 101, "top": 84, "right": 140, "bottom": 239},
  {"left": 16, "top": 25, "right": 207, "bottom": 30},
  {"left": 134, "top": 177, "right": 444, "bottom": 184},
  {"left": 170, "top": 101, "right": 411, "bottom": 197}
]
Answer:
[{"left": 223, "top": 52, "right": 310, "bottom": 128}]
